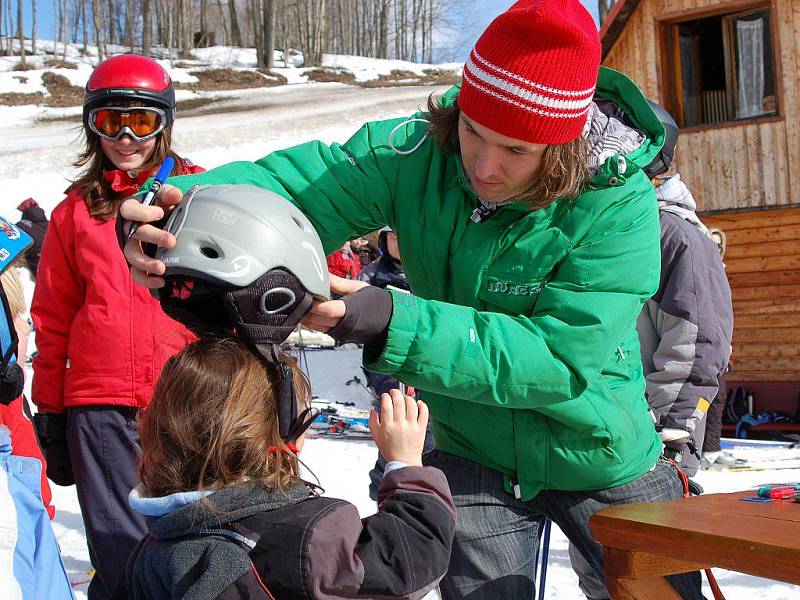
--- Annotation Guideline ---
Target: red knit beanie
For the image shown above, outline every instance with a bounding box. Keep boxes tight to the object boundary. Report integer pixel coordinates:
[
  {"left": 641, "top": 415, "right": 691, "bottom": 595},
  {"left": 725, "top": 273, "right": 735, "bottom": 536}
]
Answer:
[{"left": 459, "top": 0, "right": 601, "bottom": 145}]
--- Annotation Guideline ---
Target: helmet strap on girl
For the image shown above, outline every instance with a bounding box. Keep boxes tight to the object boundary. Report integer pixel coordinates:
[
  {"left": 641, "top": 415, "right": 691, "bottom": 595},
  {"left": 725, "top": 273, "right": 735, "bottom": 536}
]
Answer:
[
  {"left": 0, "top": 287, "right": 23, "bottom": 406},
  {"left": 221, "top": 276, "right": 320, "bottom": 444}
]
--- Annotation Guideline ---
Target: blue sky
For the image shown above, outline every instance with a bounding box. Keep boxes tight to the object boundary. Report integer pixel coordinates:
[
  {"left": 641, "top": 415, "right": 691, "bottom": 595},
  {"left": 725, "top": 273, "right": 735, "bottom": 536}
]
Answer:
[{"left": 22, "top": 0, "right": 599, "bottom": 63}]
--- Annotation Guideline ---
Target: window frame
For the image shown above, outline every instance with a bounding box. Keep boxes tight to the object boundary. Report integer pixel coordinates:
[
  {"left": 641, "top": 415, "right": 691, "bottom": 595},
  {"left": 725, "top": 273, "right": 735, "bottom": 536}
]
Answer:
[{"left": 655, "top": 0, "right": 783, "bottom": 132}]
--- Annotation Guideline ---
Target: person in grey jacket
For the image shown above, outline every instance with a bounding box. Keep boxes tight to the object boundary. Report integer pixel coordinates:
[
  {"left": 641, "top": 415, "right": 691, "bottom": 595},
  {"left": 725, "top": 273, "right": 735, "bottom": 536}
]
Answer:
[
  {"left": 115, "top": 335, "right": 455, "bottom": 600},
  {"left": 640, "top": 171, "right": 734, "bottom": 475},
  {"left": 637, "top": 102, "right": 734, "bottom": 477}
]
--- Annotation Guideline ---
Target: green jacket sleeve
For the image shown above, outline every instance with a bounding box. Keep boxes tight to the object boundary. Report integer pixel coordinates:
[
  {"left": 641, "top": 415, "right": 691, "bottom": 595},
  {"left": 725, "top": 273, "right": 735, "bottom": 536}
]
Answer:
[
  {"left": 166, "top": 119, "right": 426, "bottom": 254},
  {"left": 365, "top": 188, "right": 661, "bottom": 410}
]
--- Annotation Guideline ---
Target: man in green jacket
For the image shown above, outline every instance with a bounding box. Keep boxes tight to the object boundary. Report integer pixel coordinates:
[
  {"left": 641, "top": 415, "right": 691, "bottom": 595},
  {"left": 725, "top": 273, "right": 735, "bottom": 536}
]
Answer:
[{"left": 121, "top": 1, "right": 701, "bottom": 598}]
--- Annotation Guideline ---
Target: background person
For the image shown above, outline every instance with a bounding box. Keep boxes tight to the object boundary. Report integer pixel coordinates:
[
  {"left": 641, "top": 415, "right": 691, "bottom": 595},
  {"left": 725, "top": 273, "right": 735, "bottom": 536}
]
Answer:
[{"left": 30, "top": 54, "right": 203, "bottom": 600}]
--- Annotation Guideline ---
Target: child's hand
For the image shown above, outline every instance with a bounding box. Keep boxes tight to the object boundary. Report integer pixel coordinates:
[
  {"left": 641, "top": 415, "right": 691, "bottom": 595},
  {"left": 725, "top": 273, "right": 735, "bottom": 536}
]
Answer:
[{"left": 368, "top": 389, "right": 429, "bottom": 466}]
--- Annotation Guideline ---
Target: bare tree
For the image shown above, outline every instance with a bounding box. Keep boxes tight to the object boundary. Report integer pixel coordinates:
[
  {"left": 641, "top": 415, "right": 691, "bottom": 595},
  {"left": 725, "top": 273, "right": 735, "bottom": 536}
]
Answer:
[
  {"left": 81, "top": 0, "right": 88, "bottom": 55},
  {"left": 215, "top": 0, "right": 229, "bottom": 45},
  {"left": 229, "top": 0, "right": 242, "bottom": 46},
  {"left": 16, "top": 0, "right": 24, "bottom": 65},
  {"left": 197, "top": 0, "right": 209, "bottom": 46},
  {"left": 61, "top": 0, "right": 69, "bottom": 59},
  {"left": 31, "top": 0, "right": 36, "bottom": 55},
  {"left": 91, "top": 0, "right": 105, "bottom": 59},
  {"left": 262, "top": 0, "right": 274, "bottom": 67},
  {"left": 142, "top": 0, "right": 152, "bottom": 55},
  {"left": 598, "top": 0, "right": 615, "bottom": 26}
]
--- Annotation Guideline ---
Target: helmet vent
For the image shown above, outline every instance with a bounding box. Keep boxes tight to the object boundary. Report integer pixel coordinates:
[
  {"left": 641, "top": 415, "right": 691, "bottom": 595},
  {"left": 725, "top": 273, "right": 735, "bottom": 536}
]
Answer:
[
  {"left": 200, "top": 247, "right": 220, "bottom": 259},
  {"left": 291, "top": 216, "right": 305, "bottom": 230}
]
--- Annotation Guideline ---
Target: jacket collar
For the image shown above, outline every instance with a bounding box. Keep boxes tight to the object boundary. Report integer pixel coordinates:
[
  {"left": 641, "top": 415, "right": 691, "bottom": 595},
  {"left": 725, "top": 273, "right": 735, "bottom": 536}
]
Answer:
[
  {"left": 136, "top": 481, "right": 314, "bottom": 541},
  {"left": 103, "top": 168, "right": 154, "bottom": 198}
]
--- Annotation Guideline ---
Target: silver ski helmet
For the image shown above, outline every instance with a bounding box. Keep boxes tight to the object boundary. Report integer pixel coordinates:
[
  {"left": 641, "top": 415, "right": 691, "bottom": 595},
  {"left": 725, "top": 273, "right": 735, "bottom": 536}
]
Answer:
[{"left": 155, "top": 184, "right": 330, "bottom": 346}]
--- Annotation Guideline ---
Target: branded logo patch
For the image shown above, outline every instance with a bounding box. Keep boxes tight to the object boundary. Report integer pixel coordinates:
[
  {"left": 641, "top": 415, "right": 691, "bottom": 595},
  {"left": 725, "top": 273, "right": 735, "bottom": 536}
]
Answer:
[{"left": 486, "top": 277, "right": 543, "bottom": 297}]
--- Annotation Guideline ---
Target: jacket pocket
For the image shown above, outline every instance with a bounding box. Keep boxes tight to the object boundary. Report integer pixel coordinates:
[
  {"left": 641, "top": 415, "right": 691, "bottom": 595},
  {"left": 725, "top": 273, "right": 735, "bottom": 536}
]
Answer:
[{"left": 478, "top": 268, "right": 550, "bottom": 316}]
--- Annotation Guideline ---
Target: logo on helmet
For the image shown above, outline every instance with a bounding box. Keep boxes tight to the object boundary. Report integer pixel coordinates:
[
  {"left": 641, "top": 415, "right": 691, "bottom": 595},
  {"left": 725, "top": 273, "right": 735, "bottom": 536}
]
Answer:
[
  {"left": 302, "top": 241, "right": 324, "bottom": 282},
  {"left": 212, "top": 207, "right": 238, "bottom": 226}
]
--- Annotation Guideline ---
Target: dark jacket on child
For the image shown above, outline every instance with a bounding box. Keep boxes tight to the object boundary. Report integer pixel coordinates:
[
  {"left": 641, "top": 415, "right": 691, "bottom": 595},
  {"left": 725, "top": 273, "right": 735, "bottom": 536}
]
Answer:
[
  {"left": 15, "top": 198, "right": 48, "bottom": 277},
  {"left": 116, "top": 466, "right": 455, "bottom": 600}
]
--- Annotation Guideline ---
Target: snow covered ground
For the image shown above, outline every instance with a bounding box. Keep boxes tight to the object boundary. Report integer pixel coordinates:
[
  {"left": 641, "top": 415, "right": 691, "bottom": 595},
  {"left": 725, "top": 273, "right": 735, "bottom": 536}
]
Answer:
[{"left": 1, "top": 48, "right": 798, "bottom": 599}]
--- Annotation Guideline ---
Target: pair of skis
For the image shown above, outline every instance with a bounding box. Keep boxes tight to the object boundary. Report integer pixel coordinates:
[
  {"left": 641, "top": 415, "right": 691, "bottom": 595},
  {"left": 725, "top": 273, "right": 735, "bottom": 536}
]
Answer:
[{"left": 308, "top": 400, "right": 373, "bottom": 440}]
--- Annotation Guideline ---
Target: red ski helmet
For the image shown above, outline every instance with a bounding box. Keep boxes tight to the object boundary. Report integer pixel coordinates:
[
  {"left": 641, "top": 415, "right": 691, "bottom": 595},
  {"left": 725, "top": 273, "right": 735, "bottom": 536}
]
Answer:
[{"left": 83, "top": 54, "right": 176, "bottom": 129}]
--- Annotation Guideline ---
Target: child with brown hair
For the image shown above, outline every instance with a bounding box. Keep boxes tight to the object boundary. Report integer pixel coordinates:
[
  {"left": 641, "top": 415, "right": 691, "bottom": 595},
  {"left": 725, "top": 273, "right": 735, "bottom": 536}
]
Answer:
[{"left": 116, "top": 333, "right": 455, "bottom": 600}]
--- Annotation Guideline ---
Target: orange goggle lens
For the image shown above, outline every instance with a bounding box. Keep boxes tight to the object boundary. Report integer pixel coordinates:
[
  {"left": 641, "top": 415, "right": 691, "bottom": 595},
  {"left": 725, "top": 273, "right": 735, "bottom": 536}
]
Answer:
[{"left": 91, "top": 108, "right": 163, "bottom": 139}]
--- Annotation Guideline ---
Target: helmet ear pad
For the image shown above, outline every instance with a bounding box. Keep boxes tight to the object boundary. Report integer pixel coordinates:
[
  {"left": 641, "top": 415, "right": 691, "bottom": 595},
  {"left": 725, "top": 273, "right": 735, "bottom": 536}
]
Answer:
[{"left": 223, "top": 269, "right": 315, "bottom": 347}]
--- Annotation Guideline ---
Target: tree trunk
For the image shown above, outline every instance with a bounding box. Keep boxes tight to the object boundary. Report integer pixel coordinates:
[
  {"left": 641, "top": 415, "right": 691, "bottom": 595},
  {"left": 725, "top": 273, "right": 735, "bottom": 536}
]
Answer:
[
  {"left": 228, "top": 0, "right": 242, "bottom": 46},
  {"left": 81, "top": 0, "right": 88, "bottom": 54},
  {"left": 599, "top": 0, "right": 613, "bottom": 27},
  {"left": 215, "top": 0, "right": 228, "bottom": 45},
  {"left": 124, "top": 0, "right": 134, "bottom": 49},
  {"left": 142, "top": 0, "right": 152, "bottom": 55},
  {"left": 262, "top": 0, "right": 274, "bottom": 67},
  {"left": 248, "top": 0, "right": 264, "bottom": 69},
  {"left": 198, "top": 0, "right": 207, "bottom": 46},
  {"left": 31, "top": 0, "right": 36, "bottom": 55},
  {"left": 91, "top": 0, "right": 103, "bottom": 60},
  {"left": 16, "top": 0, "right": 25, "bottom": 65},
  {"left": 61, "top": 0, "right": 68, "bottom": 59}
]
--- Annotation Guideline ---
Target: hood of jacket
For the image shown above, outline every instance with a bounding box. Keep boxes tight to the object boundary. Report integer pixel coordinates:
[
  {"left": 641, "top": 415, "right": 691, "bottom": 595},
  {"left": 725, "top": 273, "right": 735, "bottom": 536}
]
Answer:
[
  {"left": 134, "top": 482, "right": 313, "bottom": 541},
  {"left": 655, "top": 174, "right": 708, "bottom": 234}
]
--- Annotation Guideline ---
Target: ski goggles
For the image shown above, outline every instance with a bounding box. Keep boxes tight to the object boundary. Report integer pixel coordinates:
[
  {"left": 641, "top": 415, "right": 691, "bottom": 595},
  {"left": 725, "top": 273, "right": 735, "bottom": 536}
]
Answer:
[{"left": 87, "top": 106, "right": 167, "bottom": 142}]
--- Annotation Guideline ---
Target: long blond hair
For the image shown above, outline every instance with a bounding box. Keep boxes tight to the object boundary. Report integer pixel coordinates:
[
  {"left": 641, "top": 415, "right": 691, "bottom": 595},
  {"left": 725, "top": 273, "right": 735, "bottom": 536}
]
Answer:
[
  {"left": 1, "top": 265, "right": 26, "bottom": 318},
  {"left": 139, "top": 334, "right": 311, "bottom": 498}
]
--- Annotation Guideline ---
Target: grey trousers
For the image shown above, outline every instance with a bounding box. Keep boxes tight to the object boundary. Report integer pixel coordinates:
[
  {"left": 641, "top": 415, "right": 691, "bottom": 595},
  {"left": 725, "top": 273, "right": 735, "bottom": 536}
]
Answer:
[
  {"left": 424, "top": 449, "right": 703, "bottom": 600},
  {"left": 66, "top": 406, "right": 147, "bottom": 600}
]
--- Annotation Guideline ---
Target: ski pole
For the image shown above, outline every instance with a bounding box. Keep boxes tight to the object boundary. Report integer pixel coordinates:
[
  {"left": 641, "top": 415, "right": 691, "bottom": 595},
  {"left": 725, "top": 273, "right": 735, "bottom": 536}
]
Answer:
[{"left": 538, "top": 518, "right": 552, "bottom": 600}]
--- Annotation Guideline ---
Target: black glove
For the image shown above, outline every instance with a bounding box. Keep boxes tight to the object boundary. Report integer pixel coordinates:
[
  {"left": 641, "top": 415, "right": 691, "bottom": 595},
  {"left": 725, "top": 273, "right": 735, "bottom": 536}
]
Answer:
[
  {"left": 32, "top": 412, "right": 75, "bottom": 486},
  {"left": 327, "top": 286, "right": 393, "bottom": 349}
]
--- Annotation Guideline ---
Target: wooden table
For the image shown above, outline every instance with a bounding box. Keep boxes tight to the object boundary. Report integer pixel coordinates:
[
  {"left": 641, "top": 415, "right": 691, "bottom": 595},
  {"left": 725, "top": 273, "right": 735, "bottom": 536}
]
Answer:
[{"left": 589, "top": 490, "right": 800, "bottom": 599}]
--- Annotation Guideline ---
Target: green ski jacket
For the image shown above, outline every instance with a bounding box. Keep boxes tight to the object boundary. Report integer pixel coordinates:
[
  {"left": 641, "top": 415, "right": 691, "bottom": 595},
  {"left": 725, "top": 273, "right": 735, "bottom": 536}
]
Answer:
[{"left": 167, "top": 67, "right": 665, "bottom": 500}]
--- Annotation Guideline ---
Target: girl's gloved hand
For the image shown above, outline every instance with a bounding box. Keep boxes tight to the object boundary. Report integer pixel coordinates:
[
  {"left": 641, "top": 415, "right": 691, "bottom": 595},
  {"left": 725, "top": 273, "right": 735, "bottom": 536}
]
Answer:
[{"left": 369, "top": 389, "right": 429, "bottom": 466}]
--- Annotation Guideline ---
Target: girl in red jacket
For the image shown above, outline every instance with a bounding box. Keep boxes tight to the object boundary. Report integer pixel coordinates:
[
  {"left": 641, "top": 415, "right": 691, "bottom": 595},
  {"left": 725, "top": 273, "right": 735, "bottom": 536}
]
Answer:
[{"left": 30, "top": 54, "right": 203, "bottom": 600}]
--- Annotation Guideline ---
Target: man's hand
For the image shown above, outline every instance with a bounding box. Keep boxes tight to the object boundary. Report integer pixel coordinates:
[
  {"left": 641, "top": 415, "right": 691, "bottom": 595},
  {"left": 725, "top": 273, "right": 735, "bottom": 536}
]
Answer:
[
  {"left": 121, "top": 184, "right": 185, "bottom": 288},
  {"left": 369, "top": 389, "right": 429, "bottom": 466},
  {"left": 301, "top": 274, "right": 367, "bottom": 333}
]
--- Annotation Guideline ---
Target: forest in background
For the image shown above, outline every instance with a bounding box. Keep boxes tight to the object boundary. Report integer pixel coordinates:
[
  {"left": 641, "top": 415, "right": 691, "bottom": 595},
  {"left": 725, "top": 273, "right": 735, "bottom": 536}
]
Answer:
[{"left": 0, "top": 0, "right": 468, "bottom": 68}]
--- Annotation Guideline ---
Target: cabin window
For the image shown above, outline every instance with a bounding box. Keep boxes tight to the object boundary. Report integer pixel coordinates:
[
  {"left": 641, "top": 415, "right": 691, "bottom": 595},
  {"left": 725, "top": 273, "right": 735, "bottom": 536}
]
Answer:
[{"left": 660, "top": 5, "right": 778, "bottom": 128}]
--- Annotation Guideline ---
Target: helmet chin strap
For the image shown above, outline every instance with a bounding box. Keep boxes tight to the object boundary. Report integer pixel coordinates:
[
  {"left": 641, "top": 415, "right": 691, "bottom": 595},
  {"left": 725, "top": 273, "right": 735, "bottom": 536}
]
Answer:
[
  {"left": 221, "top": 270, "right": 320, "bottom": 444},
  {"left": 255, "top": 343, "right": 318, "bottom": 445},
  {"left": 159, "top": 268, "right": 320, "bottom": 444}
]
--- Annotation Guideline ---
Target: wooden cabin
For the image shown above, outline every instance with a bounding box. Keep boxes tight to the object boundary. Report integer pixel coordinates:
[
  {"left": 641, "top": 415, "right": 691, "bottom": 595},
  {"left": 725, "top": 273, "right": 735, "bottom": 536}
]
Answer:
[{"left": 600, "top": 0, "right": 800, "bottom": 425}]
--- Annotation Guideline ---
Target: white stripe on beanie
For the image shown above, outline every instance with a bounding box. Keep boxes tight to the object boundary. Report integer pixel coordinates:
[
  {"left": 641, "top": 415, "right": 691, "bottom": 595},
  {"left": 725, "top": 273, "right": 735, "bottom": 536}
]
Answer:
[
  {"left": 472, "top": 49, "right": 596, "bottom": 98},
  {"left": 465, "top": 51, "right": 594, "bottom": 116},
  {"left": 462, "top": 70, "right": 592, "bottom": 120}
]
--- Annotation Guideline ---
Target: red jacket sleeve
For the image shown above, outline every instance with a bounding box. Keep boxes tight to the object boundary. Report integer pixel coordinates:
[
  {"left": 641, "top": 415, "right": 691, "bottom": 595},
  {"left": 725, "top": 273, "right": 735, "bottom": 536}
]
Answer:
[
  {"left": 31, "top": 205, "right": 85, "bottom": 414},
  {"left": 0, "top": 400, "right": 55, "bottom": 518}
]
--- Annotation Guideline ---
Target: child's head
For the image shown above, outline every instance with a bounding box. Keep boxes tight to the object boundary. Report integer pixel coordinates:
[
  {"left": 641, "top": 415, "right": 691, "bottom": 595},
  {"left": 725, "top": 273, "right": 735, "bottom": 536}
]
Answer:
[
  {"left": 75, "top": 54, "right": 178, "bottom": 220},
  {"left": 139, "top": 334, "right": 311, "bottom": 498}
]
